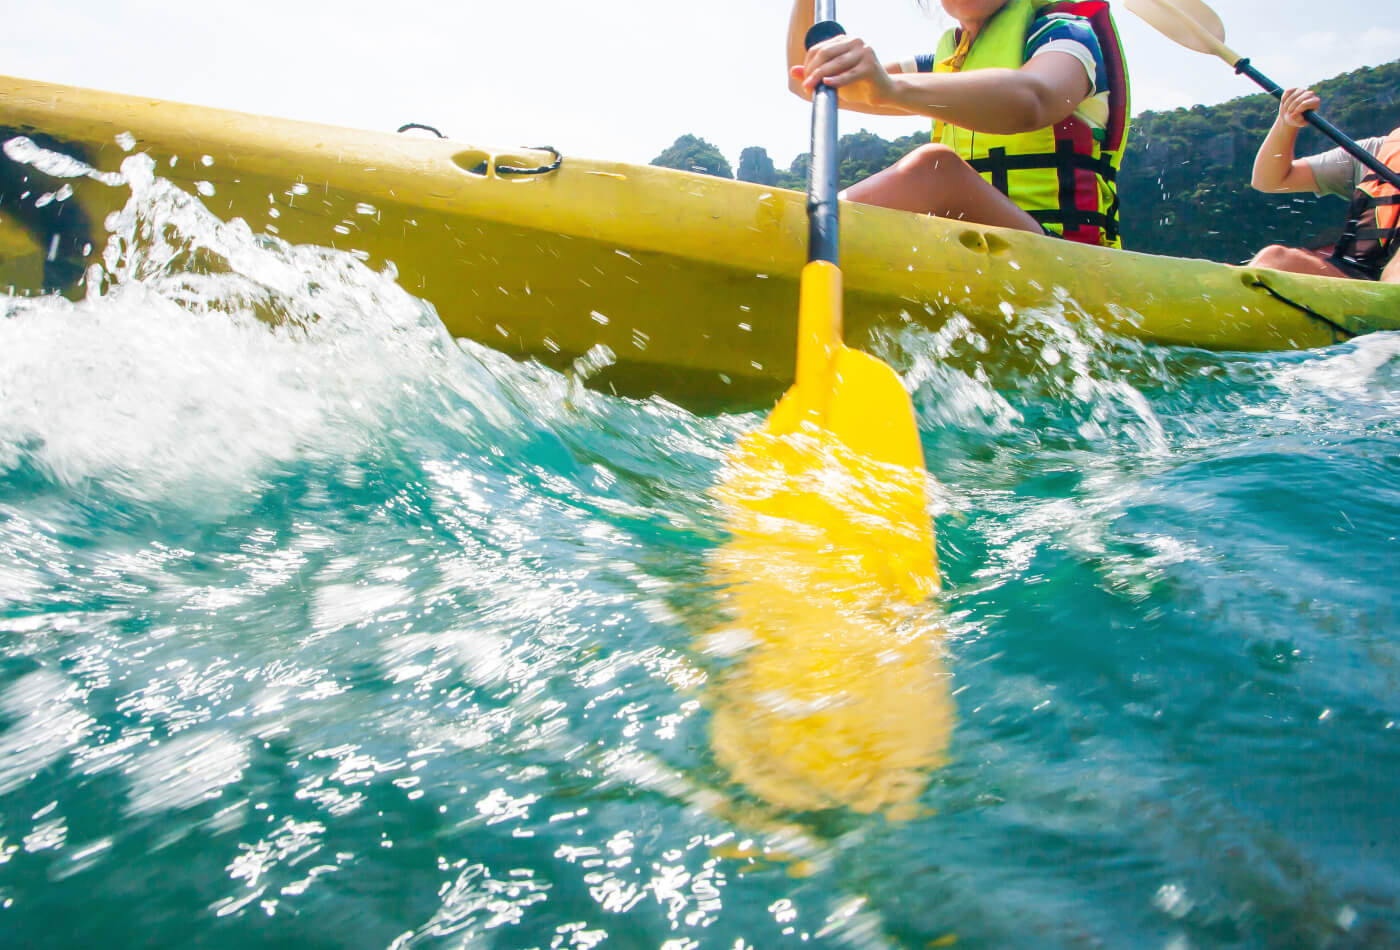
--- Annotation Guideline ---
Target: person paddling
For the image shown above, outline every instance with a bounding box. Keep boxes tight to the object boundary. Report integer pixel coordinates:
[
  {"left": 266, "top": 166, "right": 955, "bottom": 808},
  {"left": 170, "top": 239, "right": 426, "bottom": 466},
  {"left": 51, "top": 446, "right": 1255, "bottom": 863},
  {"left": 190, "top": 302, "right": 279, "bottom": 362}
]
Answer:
[
  {"left": 1247, "top": 88, "right": 1400, "bottom": 284},
  {"left": 786, "top": 0, "right": 1132, "bottom": 248}
]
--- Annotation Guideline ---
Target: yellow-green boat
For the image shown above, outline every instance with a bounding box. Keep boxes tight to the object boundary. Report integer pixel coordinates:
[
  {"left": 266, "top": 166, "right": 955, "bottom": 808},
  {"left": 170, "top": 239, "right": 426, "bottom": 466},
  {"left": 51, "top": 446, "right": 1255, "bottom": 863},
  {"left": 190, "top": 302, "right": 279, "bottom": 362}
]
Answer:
[{"left": 2, "top": 74, "right": 1397, "bottom": 407}]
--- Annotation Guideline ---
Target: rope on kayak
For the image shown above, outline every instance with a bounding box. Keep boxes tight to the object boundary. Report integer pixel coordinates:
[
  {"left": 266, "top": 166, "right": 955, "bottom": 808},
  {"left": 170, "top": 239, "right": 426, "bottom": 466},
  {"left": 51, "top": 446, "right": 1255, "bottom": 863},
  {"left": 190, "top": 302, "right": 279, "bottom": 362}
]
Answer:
[
  {"left": 396, "top": 123, "right": 446, "bottom": 137},
  {"left": 1249, "top": 279, "right": 1355, "bottom": 341},
  {"left": 495, "top": 146, "right": 562, "bottom": 176}
]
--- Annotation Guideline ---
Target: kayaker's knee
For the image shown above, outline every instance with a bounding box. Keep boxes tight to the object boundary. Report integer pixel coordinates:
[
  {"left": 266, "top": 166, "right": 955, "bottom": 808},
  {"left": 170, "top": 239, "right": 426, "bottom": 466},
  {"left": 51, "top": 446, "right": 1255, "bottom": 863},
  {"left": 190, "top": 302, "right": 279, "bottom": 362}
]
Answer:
[
  {"left": 1249, "top": 244, "right": 1292, "bottom": 268},
  {"left": 1247, "top": 243, "right": 1353, "bottom": 279},
  {"left": 898, "top": 143, "right": 961, "bottom": 177}
]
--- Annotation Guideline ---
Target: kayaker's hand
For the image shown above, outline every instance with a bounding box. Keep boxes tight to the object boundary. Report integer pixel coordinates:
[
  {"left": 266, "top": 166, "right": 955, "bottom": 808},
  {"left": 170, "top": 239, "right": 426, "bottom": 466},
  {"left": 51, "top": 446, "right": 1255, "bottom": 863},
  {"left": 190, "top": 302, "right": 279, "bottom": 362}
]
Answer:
[
  {"left": 791, "top": 35, "right": 897, "bottom": 109},
  {"left": 1277, "top": 87, "right": 1319, "bottom": 128}
]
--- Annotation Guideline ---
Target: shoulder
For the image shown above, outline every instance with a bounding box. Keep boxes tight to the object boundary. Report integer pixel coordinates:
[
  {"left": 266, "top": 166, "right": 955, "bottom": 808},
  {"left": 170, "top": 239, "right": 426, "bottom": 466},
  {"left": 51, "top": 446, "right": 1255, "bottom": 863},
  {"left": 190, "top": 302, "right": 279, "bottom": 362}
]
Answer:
[
  {"left": 1026, "top": 12, "right": 1103, "bottom": 55},
  {"left": 1303, "top": 144, "right": 1367, "bottom": 198},
  {"left": 1310, "top": 137, "right": 1385, "bottom": 162},
  {"left": 1360, "top": 135, "right": 1390, "bottom": 157},
  {"left": 1025, "top": 13, "right": 1106, "bottom": 93}
]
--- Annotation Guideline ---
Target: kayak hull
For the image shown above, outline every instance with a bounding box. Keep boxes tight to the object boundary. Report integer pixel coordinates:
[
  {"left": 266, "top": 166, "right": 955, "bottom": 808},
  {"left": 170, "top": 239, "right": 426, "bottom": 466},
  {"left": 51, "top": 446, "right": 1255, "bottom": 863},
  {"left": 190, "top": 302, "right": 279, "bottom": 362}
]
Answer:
[{"left": 2, "top": 75, "right": 1396, "bottom": 407}]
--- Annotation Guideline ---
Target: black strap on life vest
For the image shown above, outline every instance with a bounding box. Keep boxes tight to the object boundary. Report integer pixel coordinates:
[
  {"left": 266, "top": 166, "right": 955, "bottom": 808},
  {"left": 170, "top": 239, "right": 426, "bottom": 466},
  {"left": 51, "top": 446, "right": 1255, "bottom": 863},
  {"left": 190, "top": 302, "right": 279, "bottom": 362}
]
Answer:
[
  {"left": 1331, "top": 177, "right": 1400, "bottom": 275},
  {"left": 969, "top": 143, "right": 1120, "bottom": 240},
  {"left": 1027, "top": 207, "right": 1119, "bottom": 235}
]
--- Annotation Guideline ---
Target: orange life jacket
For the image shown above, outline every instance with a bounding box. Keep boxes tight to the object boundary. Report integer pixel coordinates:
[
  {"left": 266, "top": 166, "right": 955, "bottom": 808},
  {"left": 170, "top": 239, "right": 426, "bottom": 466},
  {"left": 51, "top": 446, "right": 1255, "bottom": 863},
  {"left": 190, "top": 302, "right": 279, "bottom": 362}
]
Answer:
[{"left": 1331, "top": 129, "right": 1400, "bottom": 277}]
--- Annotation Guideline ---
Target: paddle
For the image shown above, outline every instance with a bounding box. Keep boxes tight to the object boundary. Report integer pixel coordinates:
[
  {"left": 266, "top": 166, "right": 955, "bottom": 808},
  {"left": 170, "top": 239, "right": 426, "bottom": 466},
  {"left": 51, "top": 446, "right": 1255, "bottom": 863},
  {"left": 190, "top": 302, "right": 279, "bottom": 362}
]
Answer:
[
  {"left": 704, "top": 0, "right": 950, "bottom": 816},
  {"left": 769, "top": 1, "right": 928, "bottom": 474},
  {"left": 1125, "top": 0, "right": 1400, "bottom": 191}
]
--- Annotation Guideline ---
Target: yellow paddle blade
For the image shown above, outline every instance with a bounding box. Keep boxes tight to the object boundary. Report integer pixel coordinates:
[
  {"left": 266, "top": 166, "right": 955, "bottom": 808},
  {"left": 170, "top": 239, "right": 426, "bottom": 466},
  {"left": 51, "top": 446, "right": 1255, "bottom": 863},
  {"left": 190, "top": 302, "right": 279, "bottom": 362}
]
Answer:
[
  {"left": 707, "top": 430, "right": 951, "bottom": 815},
  {"left": 760, "top": 259, "right": 936, "bottom": 596},
  {"left": 771, "top": 346, "right": 927, "bottom": 471},
  {"left": 770, "top": 261, "right": 925, "bottom": 471},
  {"left": 703, "top": 259, "right": 948, "bottom": 816}
]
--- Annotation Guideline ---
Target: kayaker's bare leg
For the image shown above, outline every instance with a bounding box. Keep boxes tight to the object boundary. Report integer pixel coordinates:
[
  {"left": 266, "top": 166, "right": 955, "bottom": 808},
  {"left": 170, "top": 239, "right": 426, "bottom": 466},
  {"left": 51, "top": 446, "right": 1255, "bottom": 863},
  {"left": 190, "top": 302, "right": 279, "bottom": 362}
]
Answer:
[
  {"left": 1383, "top": 254, "right": 1400, "bottom": 284},
  {"left": 840, "top": 143, "right": 1043, "bottom": 234},
  {"left": 1248, "top": 244, "right": 1352, "bottom": 279}
]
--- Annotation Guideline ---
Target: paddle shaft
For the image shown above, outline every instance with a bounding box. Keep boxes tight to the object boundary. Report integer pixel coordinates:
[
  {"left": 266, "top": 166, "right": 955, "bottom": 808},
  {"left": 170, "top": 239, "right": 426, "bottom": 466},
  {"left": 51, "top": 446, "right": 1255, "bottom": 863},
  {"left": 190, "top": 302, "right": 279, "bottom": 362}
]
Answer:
[
  {"left": 805, "top": 2, "right": 843, "bottom": 266},
  {"left": 1233, "top": 58, "right": 1400, "bottom": 192}
]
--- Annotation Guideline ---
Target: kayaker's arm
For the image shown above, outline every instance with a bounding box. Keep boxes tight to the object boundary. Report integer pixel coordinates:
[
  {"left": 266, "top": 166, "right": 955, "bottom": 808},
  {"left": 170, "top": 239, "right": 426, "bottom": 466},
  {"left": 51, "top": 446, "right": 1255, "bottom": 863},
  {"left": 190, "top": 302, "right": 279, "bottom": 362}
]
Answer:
[
  {"left": 785, "top": 0, "right": 920, "bottom": 116},
  {"left": 797, "top": 34, "right": 1092, "bottom": 133},
  {"left": 1250, "top": 88, "right": 1321, "bottom": 193},
  {"left": 890, "top": 56, "right": 1090, "bottom": 133},
  {"left": 785, "top": 0, "right": 815, "bottom": 87}
]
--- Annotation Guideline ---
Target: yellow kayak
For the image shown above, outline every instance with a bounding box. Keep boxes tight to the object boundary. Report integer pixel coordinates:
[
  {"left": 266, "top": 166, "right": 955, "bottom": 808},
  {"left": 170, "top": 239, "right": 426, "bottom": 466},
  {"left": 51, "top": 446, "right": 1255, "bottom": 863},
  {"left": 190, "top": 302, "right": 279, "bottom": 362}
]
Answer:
[{"left": 2, "top": 74, "right": 1397, "bottom": 407}]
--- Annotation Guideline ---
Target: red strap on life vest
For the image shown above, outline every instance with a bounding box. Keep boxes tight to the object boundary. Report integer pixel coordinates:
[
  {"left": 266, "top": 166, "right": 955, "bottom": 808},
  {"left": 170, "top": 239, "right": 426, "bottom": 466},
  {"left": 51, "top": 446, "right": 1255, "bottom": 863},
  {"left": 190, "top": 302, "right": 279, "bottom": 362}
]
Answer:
[{"left": 1053, "top": 116, "right": 1106, "bottom": 246}]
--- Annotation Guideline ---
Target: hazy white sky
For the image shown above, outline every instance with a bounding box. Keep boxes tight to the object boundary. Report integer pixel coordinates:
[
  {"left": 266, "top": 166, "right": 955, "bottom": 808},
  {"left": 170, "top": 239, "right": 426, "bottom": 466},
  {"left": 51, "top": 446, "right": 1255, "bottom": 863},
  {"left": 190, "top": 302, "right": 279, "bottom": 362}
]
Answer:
[{"left": 4, "top": 1, "right": 1397, "bottom": 167}]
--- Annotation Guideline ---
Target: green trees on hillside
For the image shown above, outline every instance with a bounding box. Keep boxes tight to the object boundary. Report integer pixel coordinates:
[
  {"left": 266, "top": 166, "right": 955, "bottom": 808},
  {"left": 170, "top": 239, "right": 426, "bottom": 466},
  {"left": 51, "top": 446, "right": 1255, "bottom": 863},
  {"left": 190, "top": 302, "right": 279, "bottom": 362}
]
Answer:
[
  {"left": 651, "top": 59, "right": 1400, "bottom": 262},
  {"left": 650, "top": 135, "right": 733, "bottom": 179}
]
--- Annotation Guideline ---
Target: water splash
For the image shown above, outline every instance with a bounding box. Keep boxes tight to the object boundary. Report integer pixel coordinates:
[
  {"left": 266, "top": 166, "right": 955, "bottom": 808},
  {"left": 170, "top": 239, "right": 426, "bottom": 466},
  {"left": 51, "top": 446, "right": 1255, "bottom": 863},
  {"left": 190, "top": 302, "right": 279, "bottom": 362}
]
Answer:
[{"left": 0, "top": 150, "right": 514, "bottom": 505}]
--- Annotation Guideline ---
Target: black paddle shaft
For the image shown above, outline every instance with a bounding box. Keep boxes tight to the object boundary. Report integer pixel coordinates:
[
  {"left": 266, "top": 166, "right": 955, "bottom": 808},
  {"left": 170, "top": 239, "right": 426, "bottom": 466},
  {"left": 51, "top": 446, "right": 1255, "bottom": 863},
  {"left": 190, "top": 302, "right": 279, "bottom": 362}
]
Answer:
[
  {"left": 805, "top": 2, "right": 845, "bottom": 266},
  {"left": 1234, "top": 58, "right": 1400, "bottom": 192}
]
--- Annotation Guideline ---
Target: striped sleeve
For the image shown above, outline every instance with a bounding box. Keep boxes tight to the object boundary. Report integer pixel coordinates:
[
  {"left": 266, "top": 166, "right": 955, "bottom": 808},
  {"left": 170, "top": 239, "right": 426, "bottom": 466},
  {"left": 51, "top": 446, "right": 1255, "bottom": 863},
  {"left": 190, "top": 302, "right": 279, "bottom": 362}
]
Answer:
[{"left": 1025, "top": 15, "right": 1106, "bottom": 95}]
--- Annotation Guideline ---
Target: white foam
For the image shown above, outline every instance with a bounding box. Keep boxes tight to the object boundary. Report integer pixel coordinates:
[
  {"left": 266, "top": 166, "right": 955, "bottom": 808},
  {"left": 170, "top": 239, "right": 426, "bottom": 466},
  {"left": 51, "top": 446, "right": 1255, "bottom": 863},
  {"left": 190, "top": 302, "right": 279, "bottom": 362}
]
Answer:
[{"left": 0, "top": 159, "right": 517, "bottom": 506}]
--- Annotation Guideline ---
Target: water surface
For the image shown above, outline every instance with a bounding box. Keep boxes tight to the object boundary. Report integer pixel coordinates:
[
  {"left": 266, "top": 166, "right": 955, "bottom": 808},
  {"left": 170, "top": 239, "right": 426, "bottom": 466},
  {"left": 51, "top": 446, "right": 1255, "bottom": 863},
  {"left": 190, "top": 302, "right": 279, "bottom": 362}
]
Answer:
[{"left": 1, "top": 146, "right": 1398, "bottom": 949}]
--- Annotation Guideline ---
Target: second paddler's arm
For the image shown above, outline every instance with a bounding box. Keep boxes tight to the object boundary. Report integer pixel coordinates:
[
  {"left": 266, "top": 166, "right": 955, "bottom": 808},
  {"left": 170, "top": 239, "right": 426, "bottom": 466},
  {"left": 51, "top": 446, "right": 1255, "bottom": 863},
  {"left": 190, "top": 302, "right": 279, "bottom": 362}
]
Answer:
[
  {"left": 795, "top": 30, "right": 1092, "bottom": 134},
  {"left": 1251, "top": 88, "right": 1321, "bottom": 193}
]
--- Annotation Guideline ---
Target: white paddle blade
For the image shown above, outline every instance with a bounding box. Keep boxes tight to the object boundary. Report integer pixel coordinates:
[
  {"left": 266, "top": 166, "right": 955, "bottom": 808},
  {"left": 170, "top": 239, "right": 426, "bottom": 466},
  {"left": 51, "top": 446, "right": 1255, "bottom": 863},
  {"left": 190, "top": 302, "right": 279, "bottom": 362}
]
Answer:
[{"left": 1125, "top": 0, "right": 1227, "bottom": 55}]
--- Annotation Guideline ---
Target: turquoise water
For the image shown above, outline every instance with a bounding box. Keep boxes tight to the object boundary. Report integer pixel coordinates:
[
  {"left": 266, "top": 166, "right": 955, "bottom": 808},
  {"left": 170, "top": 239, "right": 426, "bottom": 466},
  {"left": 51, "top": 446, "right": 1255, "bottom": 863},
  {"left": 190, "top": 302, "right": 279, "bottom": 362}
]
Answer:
[{"left": 2, "top": 149, "right": 1399, "bottom": 950}]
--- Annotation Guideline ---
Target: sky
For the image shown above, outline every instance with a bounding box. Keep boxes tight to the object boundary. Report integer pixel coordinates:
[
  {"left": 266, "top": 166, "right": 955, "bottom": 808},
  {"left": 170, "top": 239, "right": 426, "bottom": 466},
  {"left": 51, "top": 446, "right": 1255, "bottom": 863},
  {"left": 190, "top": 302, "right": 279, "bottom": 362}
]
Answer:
[{"left": 4, "top": 1, "right": 1398, "bottom": 168}]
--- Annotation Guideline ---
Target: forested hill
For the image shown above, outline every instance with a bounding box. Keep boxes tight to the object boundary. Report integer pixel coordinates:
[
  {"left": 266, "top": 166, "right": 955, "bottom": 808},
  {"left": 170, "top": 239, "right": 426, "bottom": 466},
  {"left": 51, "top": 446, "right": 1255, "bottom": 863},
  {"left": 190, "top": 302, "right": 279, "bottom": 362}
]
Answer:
[
  {"left": 1121, "top": 59, "right": 1400, "bottom": 261},
  {"left": 650, "top": 59, "right": 1400, "bottom": 263}
]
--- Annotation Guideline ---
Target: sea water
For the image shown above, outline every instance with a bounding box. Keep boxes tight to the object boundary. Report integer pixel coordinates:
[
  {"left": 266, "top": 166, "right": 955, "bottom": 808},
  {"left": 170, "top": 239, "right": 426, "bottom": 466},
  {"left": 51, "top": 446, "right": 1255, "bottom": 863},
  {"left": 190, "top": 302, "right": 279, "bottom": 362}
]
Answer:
[{"left": 1, "top": 151, "right": 1398, "bottom": 950}]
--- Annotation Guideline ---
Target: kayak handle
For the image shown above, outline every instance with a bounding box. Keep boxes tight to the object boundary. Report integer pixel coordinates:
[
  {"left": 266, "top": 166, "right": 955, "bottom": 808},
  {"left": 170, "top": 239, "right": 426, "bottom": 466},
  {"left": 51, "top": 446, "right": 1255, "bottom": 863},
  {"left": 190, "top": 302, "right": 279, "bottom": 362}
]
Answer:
[
  {"left": 495, "top": 146, "right": 562, "bottom": 177},
  {"left": 396, "top": 122, "right": 446, "bottom": 138}
]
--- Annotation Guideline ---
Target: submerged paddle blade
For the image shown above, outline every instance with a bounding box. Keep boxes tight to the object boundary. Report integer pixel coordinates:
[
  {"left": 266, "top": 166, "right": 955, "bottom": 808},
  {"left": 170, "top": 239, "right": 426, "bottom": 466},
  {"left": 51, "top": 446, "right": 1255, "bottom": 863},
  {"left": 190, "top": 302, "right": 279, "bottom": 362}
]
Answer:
[
  {"left": 705, "top": 565, "right": 954, "bottom": 815},
  {"left": 1125, "top": 0, "right": 1233, "bottom": 59},
  {"left": 709, "top": 429, "right": 950, "bottom": 815}
]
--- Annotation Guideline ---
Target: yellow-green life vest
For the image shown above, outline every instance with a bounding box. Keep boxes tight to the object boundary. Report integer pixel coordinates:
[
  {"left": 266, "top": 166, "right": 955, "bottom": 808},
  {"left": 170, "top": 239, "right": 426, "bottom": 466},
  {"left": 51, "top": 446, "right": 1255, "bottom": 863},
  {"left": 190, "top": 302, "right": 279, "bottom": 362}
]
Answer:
[{"left": 933, "top": 0, "right": 1131, "bottom": 247}]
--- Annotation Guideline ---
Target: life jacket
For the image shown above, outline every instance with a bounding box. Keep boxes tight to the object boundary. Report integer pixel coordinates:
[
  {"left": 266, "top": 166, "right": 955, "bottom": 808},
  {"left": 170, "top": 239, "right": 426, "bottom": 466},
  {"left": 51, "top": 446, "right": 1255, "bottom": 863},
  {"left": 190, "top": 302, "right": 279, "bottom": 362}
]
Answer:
[
  {"left": 1330, "top": 129, "right": 1400, "bottom": 278},
  {"left": 932, "top": 0, "right": 1131, "bottom": 248}
]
